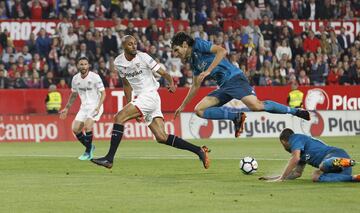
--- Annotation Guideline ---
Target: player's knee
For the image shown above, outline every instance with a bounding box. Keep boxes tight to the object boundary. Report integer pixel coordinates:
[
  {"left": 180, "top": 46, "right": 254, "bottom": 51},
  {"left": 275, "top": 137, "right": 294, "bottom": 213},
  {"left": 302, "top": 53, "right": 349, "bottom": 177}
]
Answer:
[
  {"left": 155, "top": 133, "right": 168, "bottom": 143},
  {"left": 194, "top": 107, "right": 204, "bottom": 117},
  {"left": 247, "top": 101, "right": 264, "bottom": 111},
  {"left": 114, "top": 114, "right": 125, "bottom": 124}
]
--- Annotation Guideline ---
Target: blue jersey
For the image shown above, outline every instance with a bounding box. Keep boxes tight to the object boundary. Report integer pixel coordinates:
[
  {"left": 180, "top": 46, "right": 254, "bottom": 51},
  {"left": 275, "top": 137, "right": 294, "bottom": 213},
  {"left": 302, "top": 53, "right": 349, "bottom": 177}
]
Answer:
[
  {"left": 190, "top": 38, "right": 243, "bottom": 86},
  {"left": 289, "top": 134, "right": 337, "bottom": 168}
]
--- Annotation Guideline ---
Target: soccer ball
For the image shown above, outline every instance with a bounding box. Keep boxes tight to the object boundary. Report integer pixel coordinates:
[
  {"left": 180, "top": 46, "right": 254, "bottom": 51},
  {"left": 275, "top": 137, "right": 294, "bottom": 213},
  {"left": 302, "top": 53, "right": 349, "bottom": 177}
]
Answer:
[{"left": 239, "top": 157, "right": 258, "bottom": 174}]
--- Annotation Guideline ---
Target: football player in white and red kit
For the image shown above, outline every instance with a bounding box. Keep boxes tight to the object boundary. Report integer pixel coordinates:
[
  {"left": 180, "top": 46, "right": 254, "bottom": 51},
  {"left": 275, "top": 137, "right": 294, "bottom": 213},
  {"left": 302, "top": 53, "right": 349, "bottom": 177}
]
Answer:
[
  {"left": 60, "top": 57, "right": 106, "bottom": 160},
  {"left": 91, "top": 35, "right": 210, "bottom": 169}
]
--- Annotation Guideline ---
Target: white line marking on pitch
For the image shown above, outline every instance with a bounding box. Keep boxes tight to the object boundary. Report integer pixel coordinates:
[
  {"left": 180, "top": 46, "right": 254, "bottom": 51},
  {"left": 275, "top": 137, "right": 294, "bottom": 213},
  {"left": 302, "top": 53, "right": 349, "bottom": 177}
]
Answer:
[{"left": 0, "top": 154, "right": 288, "bottom": 160}]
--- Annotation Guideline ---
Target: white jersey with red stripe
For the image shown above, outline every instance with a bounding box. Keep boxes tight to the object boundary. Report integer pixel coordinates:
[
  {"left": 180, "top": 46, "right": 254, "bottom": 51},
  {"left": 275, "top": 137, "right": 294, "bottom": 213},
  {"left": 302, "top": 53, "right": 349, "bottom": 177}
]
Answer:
[{"left": 114, "top": 52, "right": 161, "bottom": 96}]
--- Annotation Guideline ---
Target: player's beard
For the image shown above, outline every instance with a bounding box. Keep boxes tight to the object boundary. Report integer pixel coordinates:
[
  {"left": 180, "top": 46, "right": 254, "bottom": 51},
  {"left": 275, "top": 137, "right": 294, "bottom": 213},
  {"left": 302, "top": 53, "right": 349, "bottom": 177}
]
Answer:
[{"left": 80, "top": 68, "right": 89, "bottom": 76}]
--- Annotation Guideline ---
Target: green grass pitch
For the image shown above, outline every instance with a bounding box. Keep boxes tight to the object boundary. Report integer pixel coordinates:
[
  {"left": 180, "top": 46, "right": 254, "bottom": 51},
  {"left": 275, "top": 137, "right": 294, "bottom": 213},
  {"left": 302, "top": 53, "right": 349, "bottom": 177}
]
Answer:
[{"left": 1, "top": 136, "right": 360, "bottom": 213}]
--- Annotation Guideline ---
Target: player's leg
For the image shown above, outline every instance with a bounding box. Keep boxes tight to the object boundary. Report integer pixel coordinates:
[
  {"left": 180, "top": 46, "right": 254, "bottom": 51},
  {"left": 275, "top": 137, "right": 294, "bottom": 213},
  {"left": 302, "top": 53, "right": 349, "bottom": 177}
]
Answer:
[
  {"left": 148, "top": 117, "right": 210, "bottom": 169},
  {"left": 195, "top": 94, "right": 246, "bottom": 138},
  {"left": 82, "top": 106, "right": 103, "bottom": 159},
  {"left": 316, "top": 149, "right": 358, "bottom": 182},
  {"left": 72, "top": 120, "right": 86, "bottom": 148},
  {"left": 241, "top": 95, "right": 310, "bottom": 121},
  {"left": 91, "top": 103, "right": 141, "bottom": 168}
]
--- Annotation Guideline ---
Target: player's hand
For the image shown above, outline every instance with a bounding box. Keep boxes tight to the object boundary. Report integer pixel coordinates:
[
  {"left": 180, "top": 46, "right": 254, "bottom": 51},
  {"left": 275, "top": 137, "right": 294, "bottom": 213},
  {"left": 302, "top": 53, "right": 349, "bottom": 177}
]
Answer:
[
  {"left": 135, "top": 116, "right": 143, "bottom": 123},
  {"left": 198, "top": 70, "right": 211, "bottom": 83},
  {"left": 59, "top": 108, "right": 68, "bottom": 120},
  {"left": 267, "top": 178, "right": 283, "bottom": 183},
  {"left": 92, "top": 107, "right": 100, "bottom": 117},
  {"left": 167, "top": 84, "right": 176, "bottom": 93},
  {"left": 174, "top": 105, "right": 184, "bottom": 120}
]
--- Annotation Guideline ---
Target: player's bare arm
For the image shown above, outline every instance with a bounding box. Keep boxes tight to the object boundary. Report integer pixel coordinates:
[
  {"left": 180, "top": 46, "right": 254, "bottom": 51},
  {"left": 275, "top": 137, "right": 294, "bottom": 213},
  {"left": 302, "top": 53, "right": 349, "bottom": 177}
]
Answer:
[
  {"left": 259, "top": 163, "right": 305, "bottom": 181},
  {"left": 268, "top": 150, "right": 301, "bottom": 182},
  {"left": 59, "top": 91, "right": 78, "bottom": 119},
  {"left": 198, "top": 45, "right": 227, "bottom": 82},
  {"left": 157, "top": 68, "right": 176, "bottom": 93},
  {"left": 174, "top": 75, "right": 201, "bottom": 119},
  {"left": 93, "top": 90, "right": 106, "bottom": 116},
  {"left": 122, "top": 77, "right": 133, "bottom": 104}
]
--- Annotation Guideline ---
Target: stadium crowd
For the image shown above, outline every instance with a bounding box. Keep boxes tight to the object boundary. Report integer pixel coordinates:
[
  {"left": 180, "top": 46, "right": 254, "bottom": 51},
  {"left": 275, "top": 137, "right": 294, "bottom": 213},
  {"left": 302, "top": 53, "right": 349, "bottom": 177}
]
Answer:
[{"left": 0, "top": 0, "right": 360, "bottom": 89}]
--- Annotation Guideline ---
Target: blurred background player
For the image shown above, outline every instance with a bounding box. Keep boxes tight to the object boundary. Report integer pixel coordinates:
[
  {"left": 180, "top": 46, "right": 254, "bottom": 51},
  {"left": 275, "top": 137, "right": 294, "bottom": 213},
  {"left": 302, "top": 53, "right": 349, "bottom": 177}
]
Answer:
[
  {"left": 45, "top": 84, "right": 62, "bottom": 114},
  {"left": 91, "top": 35, "right": 210, "bottom": 169},
  {"left": 260, "top": 128, "right": 360, "bottom": 182},
  {"left": 287, "top": 82, "right": 304, "bottom": 108},
  {"left": 171, "top": 32, "right": 310, "bottom": 138},
  {"left": 59, "top": 57, "right": 106, "bottom": 161}
]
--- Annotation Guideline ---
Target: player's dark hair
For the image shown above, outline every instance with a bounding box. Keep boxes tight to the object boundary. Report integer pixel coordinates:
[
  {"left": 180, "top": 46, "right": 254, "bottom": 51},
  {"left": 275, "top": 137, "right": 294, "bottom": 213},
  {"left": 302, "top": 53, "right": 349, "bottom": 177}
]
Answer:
[
  {"left": 171, "top": 32, "right": 195, "bottom": 48},
  {"left": 77, "top": 56, "right": 89, "bottom": 64},
  {"left": 279, "top": 128, "right": 294, "bottom": 142}
]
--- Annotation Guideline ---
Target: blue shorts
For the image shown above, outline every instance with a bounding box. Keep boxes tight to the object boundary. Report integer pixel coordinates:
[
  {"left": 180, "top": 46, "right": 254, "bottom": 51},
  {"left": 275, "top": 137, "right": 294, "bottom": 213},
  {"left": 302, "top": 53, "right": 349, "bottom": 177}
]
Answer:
[
  {"left": 207, "top": 74, "right": 255, "bottom": 106},
  {"left": 322, "top": 148, "right": 352, "bottom": 175}
]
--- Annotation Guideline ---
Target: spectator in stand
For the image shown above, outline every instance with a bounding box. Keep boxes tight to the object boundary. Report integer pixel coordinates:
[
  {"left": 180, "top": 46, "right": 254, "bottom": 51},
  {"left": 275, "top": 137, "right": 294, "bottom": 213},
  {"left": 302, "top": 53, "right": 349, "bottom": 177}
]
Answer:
[
  {"left": 259, "top": 15, "right": 274, "bottom": 47},
  {"left": 11, "top": 0, "right": 30, "bottom": 19},
  {"left": 0, "top": 69, "right": 9, "bottom": 89},
  {"left": 2, "top": 46, "right": 15, "bottom": 64},
  {"left": 276, "top": 40, "right": 292, "bottom": 62},
  {"left": 179, "top": 1, "right": 189, "bottom": 21},
  {"left": 36, "top": 28, "right": 52, "bottom": 59},
  {"left": 27, "top": 0, "right": 48, "bottom": 19},
  {"left": 221, "top": 0, "right": 238, "bottom": 19},
  {"left": 106, "top": 70, "right": 120, "bottom": 89},
  {"left": 88, "top": 0, "right": 107, "bottom": 20},
  {"left": 348, "top": 58, "right": 360, "bottom": 85},
  {"left": 278, "top": 0, "right": 292, "bottom": 19},
  {"left": 303, "top": 0, "right": 319, "bottom": 20},
  {"left": 83, "top": 31, "right": 97, "bottom": 56},
  {"left": 15, "top": 45, "right": 32, "bottom": 64},
  {"left": 303, "top": 30, "right": 321, "bottom": 53},
  {"left": 168, "top": 63, "right": 183, "bottom": 87},
  {"left": 103, "top": 28, "right": 118, "bottom": 59},
  {"left": 310, "top": 55, "right": 328, "bottom": 86},
  {"left": 63, "top": 27, "right": 79, "bottom": 46},
  {"left": 338, "top": 68, "right": 351, "bottom": 85},
  {"left": 337, "top": 27, "right": 351, "bottom": 52},
  {"left": 76, "top": 43, "right": 95, "bottom": 64},
  {"left": 298, "top": 69, "right": 311, "bottom": 86},
  {"left": 12, "top": 71, "right": 27, "bottom": 89},
  {"left": 327, "top": 65, "right": 339, "bottom": 85},
  {"left": 245, "top": 1, "right": 261, "bottom": 20},
  {"left": 26, "top": 71, "right": 41, "bottom": 88},
  {"left": 42, "top": 71, "right": 55, "bottom": 88}
]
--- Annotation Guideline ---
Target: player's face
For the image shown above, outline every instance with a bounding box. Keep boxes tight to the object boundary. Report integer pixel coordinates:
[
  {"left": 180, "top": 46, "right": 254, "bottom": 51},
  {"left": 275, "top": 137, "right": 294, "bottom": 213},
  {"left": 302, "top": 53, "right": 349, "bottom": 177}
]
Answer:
[
  {"left": 124, "top": 38, "right": 137, "bottom": 56},
  {"left": 77, "top": 60, "right": 89, "bottom": 75},
  {"left": 280, "top": 139, "right": 291, "bottom": 153},
  {"left": 172, "top": 42, "right": 189, "bottom": 61}
]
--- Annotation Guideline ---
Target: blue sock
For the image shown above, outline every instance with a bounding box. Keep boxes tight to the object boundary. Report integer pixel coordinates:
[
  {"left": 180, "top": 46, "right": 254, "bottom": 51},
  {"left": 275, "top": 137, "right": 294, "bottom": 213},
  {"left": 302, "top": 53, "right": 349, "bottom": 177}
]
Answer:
[
  {"left": 202, "top": 107, "right": 237, "bottom": 120},
  {"left": 318, "top": 173, "right": 353, "bottom": 182},
  {"left": 264, "top": 100, "right": 297, "bottom": 115}
]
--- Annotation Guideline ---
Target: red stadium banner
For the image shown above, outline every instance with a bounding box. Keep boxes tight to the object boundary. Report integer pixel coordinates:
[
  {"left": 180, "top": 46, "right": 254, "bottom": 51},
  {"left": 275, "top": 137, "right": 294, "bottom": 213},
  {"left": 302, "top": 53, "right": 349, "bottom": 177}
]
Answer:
[
  {"left": 0, "top": 19, "right": 189, "bottom": 47},
  {"left": 0, "top": 113, "right": 181, "bottom": 142},
  {"left": 224, "top": 19, "right": 360, "bottom": 42},
  {"left": 0, "top": 86, "right": 360, "bottom": 115}
]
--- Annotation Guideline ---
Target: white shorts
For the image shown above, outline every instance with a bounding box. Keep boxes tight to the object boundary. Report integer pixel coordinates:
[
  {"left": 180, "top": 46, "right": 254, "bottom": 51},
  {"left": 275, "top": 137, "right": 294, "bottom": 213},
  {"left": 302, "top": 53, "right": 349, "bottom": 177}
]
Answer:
[
  {"left": 132, "top": 91, "right": 163, "bottom": 125},
  {"left": 75, "top": 105, "right": 104, "bottom": 122}
]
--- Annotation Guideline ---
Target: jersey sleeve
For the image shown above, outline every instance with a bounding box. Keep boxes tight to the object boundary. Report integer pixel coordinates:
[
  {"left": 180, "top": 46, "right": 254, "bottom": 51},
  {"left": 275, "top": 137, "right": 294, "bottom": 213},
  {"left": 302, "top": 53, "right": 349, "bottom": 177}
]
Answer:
[
  {"left": 94, "top": 74, "right": 105, "bottom": 91},
  {"left": 71, "top": 77, "right": 77, "bottom": 92},
  {"left": 193, "top": 38, "right": 212, "bottom": 53},
  {"left": 290, "top": 137, "right": 305, "bottom": 152},
  {"left": 142, "top": 53, "right": 161, "bottom": 73}
]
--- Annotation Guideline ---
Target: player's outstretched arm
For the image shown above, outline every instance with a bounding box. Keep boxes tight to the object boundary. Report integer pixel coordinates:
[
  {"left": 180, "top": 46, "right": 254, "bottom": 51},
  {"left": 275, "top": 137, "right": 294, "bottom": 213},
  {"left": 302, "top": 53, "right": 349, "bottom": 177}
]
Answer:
[
  {"left": 59, "top": 91, "right": 78, "bottom": 119},
  {"left": 198, "top": 45, "right": 227, "bottom": 82},
  {"left": 267, "top": 150, "right": 301, "bottom": 182},
  {"left": 157, "top": 68, "right": 176, "bottom": 93},
  {"left": 174, "top": 75, "right": 201, "bottom": 119}
]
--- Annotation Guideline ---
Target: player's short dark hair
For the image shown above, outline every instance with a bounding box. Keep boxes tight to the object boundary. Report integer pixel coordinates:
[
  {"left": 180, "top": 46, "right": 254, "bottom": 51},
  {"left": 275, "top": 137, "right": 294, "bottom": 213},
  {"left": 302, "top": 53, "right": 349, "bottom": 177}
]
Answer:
[
  {"left": 77, "top": 56, "right": 89, "bottom": 64},
  {"left": 171, "top": 32, "right": 195, "bottom": 48},
  {"left": 279, "top": 128, "right": 294, "bottom": 142}
]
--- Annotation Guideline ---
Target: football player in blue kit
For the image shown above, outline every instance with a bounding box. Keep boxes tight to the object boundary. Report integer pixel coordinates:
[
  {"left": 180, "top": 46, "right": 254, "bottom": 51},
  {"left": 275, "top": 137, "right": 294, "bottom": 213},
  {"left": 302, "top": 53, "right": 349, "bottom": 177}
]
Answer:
[
  {"left": 260, "top": 128, "right": 360, "bottom": 182},
  {"left": 171, "top": 32, "right": 310, "bottom": 138}
]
